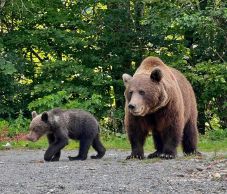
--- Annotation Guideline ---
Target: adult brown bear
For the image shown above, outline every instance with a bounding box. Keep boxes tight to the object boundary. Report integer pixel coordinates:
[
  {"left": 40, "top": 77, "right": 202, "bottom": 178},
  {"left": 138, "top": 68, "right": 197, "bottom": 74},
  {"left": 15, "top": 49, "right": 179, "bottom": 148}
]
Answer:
[{"left": 122, "top": 57, "right": 199, "bottom": 159}]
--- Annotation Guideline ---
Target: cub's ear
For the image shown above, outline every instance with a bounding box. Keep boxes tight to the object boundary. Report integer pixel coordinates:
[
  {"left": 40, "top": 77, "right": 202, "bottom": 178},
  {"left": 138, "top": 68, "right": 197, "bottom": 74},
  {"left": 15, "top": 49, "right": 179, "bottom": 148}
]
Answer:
[
  {"left": 41, "top": 112, "right": 48, "bottom": 123},
  {"left": 122, "top": 74, "right": 132, "bottom": 87},
  {"left": 150, "top": 68, "right": 163, "bottom": 82},
  {"left": 32, "top": 111, "right": 37, "bottom": 119}
]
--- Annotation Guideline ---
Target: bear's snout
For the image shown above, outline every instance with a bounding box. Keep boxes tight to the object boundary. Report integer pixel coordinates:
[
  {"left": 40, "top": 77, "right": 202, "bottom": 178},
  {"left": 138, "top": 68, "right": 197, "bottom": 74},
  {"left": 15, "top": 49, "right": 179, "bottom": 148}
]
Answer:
[
  {"left": 128, "top": 104, "right": 136, "bottom": 110},
  {"left": 25, "top": 133, "right": 39, "bottom": 142},
  {"left": 128, "top": 103, "right": 146, "bottom": 116}
]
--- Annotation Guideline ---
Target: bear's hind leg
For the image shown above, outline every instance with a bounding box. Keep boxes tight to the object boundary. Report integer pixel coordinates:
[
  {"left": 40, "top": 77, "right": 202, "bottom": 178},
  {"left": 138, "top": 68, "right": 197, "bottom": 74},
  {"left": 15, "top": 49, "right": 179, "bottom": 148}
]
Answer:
[
  {"left": 91, "top": 134, "right": 106, "bottom": 159},
  {"left": 68, "top": 138, "right": 92, "bottom": 161},
  {"left": 182, "top": 120, "right": 200, "bottom": 156}
]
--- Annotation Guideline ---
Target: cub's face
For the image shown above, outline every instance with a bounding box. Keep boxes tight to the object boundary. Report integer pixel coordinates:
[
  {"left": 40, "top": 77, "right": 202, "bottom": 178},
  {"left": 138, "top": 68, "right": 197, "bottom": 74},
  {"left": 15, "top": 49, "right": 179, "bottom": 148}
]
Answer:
[
  {"left": 26, "top": 111, "right": 50, "bottom": 142},
  {"left": 122, "top": 68, "right": 169, "bottom": 116}
]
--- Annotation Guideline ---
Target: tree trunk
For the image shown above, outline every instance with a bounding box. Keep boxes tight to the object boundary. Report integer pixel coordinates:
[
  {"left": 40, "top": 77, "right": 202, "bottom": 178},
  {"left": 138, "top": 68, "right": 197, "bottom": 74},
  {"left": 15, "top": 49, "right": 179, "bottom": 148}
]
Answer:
[{"left": 198, "top": 106, "right": 206, "bottom": 134}]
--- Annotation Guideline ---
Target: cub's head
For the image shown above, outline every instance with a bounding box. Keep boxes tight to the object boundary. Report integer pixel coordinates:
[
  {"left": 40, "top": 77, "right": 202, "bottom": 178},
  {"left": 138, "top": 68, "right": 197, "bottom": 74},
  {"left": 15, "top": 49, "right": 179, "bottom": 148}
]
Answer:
[
  {"left": 122, "top": 68, "right": 169, "bottom": 116},
  {"left": 26, "top": 111, "right": 51, "bottom": 142}
]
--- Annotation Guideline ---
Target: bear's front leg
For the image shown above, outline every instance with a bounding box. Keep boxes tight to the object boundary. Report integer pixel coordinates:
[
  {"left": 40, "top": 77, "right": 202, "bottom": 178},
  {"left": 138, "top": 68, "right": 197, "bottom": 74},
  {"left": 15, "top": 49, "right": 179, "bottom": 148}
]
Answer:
[
  {"left": 44, "top": 138, "right": 68, "bottom": 162},
  {"left": 46, "top": 134, "right": 61, "bottom": 161},
  {"left": 126, "top": 132, "right": 146, "bottom": 160},
  {"left": 160, "top": 126, "right": 182, "bottom": 159},
  {"left": 51, "top": 151, "right": 61, "bottom": 161},
  {"left": 148, "top": 130, "right": 163, "bottom": 159}
]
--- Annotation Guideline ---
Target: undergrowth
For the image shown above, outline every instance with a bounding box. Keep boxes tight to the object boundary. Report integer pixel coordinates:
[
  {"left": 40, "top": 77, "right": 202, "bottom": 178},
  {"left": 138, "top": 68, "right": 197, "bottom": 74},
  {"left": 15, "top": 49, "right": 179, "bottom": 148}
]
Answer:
[{"left": 0, "top": 117, "right": 226, "bottom": 152}]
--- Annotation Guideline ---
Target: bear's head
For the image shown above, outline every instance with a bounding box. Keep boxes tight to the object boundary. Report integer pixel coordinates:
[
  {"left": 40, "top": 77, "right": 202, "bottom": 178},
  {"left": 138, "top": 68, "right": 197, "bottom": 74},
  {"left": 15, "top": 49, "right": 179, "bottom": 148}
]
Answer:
[
  {"left": 26, "top": 111, "right": 51, "bottom": 142},
  {"left": 122, "top": 68, "right": 169, "bottom": 116}
]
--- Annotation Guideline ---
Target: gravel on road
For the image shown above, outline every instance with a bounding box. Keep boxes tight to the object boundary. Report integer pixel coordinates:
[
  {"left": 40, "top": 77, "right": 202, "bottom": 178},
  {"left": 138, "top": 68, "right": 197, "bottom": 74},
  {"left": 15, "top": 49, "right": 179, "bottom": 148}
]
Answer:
[{"left": 0, "top": 149, "right": 226, "bottom": 194}]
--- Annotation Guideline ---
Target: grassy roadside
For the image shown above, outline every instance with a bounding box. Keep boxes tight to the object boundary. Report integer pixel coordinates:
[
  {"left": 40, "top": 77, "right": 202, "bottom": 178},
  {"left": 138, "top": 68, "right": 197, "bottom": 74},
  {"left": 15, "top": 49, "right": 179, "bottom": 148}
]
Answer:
[{"left": 0, "top": 131, "right": 226, "bottom": 154}]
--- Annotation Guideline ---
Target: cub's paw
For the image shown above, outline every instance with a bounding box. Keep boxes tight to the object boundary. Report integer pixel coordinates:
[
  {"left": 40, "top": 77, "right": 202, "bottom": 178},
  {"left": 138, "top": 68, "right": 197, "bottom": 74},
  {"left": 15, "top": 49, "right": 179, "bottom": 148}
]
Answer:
[
  {"left": 68, "top": 156, "right": 86, "bottom": 161},
  {"left": 126, "top": 154, "right": 144, "bottom": 160},
  {"left": 90, "top": 155, "right": 99, "bottom": 159},
  {"left": 90, "top": 153, "right": 105, "bottom": 159},
  {"left": 147, "top": 151, "right": 162, "bottom": 159},
  {"left": 91, "top": 150, "right": 106, "bottom": 159},
  {"left": 50, "top": 156, "right": 60, "bottom": 162},
  {"left": 44, "top": 155, "right": 52, "bottom": 162}
]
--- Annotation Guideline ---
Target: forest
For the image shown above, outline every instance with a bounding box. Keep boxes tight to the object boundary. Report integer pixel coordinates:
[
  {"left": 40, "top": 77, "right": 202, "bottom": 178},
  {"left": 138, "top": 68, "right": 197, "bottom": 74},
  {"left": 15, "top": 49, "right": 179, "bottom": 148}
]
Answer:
[{"left": 0, "top": 0, "right": 226, "bottom": 139}]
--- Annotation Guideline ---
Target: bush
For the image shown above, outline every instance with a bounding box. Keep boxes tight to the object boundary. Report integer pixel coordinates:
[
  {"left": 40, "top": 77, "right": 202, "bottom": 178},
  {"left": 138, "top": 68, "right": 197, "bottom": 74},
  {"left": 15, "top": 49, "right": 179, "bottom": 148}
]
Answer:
[
  {"left": 8, "top": 111, "right": 30, "bottom": 137},
  {"left": 205, "top": 129, "right": 227, "bottom": 141}
]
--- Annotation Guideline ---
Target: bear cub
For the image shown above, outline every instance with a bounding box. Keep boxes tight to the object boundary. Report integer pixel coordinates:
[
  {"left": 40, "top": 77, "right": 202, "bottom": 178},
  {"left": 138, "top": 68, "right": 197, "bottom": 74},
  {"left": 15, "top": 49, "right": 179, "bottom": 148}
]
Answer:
[{"left": 26, "top": 108, "right": 106, "bottom": 161}]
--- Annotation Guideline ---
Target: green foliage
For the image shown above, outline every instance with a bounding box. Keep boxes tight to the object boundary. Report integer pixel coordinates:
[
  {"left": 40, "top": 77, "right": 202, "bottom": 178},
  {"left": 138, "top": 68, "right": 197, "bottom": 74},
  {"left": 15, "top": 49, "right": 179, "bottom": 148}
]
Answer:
[
  {"left": 187, "top": 62, "right": 227, "bottom": 129},
  {"left": 28, "top": 91, "right": 69, "bottom": 113},
  {"left": 0, "top": 58, "right": 16, "bottom": 75},
  {"left": 1, "top": 129, "right": 227, "bottom": 152},
  {"left": 205, "top": 129, "right": 227, "bottom": 141},
  {"left": 0, "top": 0, "right": 226, "bottom": 135},
  {"left": 0, "top": 119, "right": 9, "bottom": 132},
  {"left": 199, "top": 129, "right": 227, "bottom": 151},
  {"left": 8, "top": 110, "right": 30, "bottom": 137}
]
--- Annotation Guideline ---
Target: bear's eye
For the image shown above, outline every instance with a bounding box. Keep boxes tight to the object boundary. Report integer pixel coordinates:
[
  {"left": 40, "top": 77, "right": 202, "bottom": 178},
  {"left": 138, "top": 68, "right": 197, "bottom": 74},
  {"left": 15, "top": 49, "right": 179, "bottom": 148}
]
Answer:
[
  {"left": 139, "top": 90, "right": 145, "bottom": 96},
  {"left": 33, "top": 127, "right": 39, "bottom": 132},
  {"left": 129, "top": 91, "right": 133, "bottom": 95}
]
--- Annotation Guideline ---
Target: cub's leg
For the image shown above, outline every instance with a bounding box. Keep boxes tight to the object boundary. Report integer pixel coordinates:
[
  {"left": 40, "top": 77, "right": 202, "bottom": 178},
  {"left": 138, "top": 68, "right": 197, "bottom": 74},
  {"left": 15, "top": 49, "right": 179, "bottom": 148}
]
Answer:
[
  {"left": 91, "top": 134, "right": 106, "bottom": 159},
  {"left": 46, "top": 134, "right": 61, "bottom": 161},
  {"left": 68, "top": 138, "right": 93, "bottom": 161},
  {"left": 44, "top": 136, "right": 68, "bottom": 162}
]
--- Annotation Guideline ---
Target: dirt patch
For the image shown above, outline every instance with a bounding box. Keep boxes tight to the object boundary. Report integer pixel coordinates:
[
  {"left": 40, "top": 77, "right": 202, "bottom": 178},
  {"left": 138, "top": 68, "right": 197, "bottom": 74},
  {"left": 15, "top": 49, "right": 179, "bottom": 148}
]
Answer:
[
  {"left": 0, "top": 149, "right": 226, "bottom": 194},
  {"left": 0, "top": 129, "right": 27, "bottom": 142}
]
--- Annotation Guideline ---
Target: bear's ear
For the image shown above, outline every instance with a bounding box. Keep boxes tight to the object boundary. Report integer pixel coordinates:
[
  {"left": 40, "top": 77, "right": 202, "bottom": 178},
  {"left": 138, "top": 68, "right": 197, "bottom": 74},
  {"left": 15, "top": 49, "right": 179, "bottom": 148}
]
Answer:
[
  {"left": 150, "top": 68, "right": 163, "bottom": 82},
  {"left": 32, "top": 111, "right": 37, "bottom": 119},
  {"left": 41, "top": 112, "right": 48, "bottom": 123},
  {"left": 122, "top": 74, "right": 132, "bottom": 87}
]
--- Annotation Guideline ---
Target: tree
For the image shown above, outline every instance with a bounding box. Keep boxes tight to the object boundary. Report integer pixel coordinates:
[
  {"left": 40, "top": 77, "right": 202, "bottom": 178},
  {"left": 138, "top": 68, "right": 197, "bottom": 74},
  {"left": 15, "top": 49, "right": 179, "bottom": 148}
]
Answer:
[{"left": 0, "top": 0, "right": 226, "bottom": 134}]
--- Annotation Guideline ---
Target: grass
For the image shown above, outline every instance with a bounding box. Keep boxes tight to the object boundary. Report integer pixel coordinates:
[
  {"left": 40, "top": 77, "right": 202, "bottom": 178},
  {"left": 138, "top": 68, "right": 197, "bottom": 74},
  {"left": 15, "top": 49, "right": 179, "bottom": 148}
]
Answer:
[
  {"left": 1, "top": 115, "right": 226, "bottom": 152},
  {"left": 0, "top": 131, "right": 226, "bottom": 153}
]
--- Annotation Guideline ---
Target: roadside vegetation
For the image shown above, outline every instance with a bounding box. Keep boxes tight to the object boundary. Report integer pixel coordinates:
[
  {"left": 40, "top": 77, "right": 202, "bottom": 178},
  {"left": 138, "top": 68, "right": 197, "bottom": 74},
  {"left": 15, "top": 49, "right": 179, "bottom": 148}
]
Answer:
[
  {"left": 0, "top": 118, "right": 226, "bottom": 153},
  {"left": 0, "top": 0, "right": 226, "bottom": 152}
]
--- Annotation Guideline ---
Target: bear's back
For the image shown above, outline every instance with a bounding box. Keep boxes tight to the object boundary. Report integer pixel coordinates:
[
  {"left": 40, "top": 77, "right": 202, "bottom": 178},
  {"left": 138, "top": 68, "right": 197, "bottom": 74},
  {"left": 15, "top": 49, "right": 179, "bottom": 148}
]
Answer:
[
  {"left": 47, "top": 108, "right": 98, "bottom": 131},
  {"left": 134, "top": 57, "right": 174, "bottom": 83},
  {"left": 134, "top": 57, "right": 168, "bottom": 74},
  {"left": 170, "top": 68, "right": 197, "bottom": 122}
]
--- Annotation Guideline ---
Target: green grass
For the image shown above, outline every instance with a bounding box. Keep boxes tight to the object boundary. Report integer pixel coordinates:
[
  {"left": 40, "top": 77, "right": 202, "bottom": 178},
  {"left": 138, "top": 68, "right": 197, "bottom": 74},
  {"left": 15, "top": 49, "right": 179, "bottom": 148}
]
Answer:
[
  {"left": 0, "top": 130, "right": 227, "bottom": 152},
  {"left": 198, "top": 136, "right": 227, "bottom": 152}
]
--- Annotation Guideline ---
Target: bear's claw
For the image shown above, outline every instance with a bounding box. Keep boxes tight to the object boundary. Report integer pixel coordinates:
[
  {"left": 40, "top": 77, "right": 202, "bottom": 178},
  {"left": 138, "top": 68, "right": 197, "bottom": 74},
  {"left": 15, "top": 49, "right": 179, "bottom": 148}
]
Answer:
[
  {"left": 147, "top": 151, "right": 162, "bottom": 158},
  {"left": 126, "top": 154, "right": 144, "bottom": 160},
  {"left": 148, "top": 151, "right": 176, "bottom": 159},
  {"left": 159, "top": 153, "right": 175, "bottom": 159},
  {"left": 184, "top": 151, "right": 202, "bottom": 157}
]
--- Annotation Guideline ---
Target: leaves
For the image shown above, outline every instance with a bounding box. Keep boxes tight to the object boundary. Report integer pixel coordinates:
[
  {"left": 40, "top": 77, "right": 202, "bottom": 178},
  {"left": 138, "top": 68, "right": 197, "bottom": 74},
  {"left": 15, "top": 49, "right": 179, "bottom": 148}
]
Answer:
[
  {"left": 0, "top": 59, "right": 16, "bottom": 75},
  {"left": 0, "top": 0, "right": 226, "bottom": 132}
]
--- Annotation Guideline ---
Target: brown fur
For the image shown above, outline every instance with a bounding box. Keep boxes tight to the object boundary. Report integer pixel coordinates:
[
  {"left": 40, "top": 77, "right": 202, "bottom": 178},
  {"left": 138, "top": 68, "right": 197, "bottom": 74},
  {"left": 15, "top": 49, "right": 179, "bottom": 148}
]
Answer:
[
  {"left": 122, "top": 57, "right": 199, "bottom": 159},
  {"left": 26, "top": 108, "right": 106, "bottom": 161}
]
